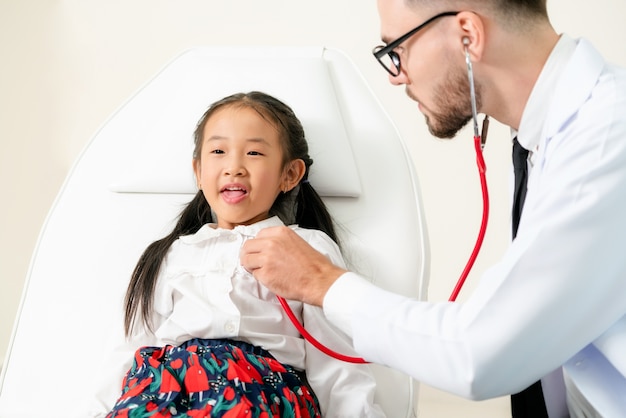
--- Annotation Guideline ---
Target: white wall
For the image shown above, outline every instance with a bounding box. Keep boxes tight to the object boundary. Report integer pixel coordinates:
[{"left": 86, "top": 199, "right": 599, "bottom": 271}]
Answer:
[{"left": 1, "top": 1, "right": 625, "bottom": 416}]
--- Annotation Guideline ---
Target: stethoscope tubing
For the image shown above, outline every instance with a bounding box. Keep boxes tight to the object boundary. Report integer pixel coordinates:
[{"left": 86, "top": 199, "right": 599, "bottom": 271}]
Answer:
[
  {"left": 450, "top": 43, "right": 490, "bottom": 301},
  {"left": 279, "top": 44, "right": 490, "bottom": 362}
]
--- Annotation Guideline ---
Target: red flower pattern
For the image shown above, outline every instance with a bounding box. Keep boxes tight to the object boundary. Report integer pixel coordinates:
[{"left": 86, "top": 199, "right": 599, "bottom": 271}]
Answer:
[{"left": 106, "top": 339, "right": 321, "bottom": 417}]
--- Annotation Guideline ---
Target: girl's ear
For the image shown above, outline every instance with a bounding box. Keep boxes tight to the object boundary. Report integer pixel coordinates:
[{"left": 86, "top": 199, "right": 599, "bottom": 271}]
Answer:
[
  {"left": 192, "top": 159, "right": 202, "bottom": 190},
  {"left": 282, "top": 159, "right": 306, "bottom": 192}
]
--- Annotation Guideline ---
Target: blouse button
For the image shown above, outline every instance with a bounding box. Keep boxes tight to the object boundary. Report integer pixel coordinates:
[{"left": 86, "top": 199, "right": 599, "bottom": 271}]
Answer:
[{"left": 224, "top": 321, "right": 236, "bottom": 333}]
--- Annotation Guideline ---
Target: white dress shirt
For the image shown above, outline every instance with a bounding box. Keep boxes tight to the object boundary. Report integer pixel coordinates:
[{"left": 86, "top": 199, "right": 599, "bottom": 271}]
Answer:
[
  {"left": 91, "top": 217, "right": 384, "bottom": 418},
  {"left": 324, "top": 35, "right": 626, "bottom": 417}
]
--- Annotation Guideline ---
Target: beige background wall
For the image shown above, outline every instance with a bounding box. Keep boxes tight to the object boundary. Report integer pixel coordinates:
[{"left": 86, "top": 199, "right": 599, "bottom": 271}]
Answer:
[{"left": 1, "top": 1, "right": 625, "bottom": 416}]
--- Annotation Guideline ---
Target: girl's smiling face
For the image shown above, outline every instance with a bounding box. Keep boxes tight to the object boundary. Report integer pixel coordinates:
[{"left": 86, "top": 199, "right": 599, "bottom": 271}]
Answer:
[{"left": 193, "top": 105, "right": 304, "bottom": 229}]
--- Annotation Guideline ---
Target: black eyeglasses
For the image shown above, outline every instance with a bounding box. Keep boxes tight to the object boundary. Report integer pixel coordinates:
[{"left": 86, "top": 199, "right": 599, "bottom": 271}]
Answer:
[{"left": 372, "top": 11, "right": 460, "bottom": 77}]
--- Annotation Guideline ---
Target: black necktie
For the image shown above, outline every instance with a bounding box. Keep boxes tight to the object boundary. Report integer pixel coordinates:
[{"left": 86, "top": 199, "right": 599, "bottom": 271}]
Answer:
[
  {"left": 510, "top": 137, "right": 548, "bottom": 417},
  {"left": 511, "top": 137, "right": 529, "bottom": 239}
]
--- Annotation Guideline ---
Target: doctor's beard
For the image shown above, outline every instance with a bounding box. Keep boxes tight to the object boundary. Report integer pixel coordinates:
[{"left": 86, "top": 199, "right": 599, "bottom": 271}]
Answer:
[{"left": 413, "top": 65, "right": 480, "bottom": 139}]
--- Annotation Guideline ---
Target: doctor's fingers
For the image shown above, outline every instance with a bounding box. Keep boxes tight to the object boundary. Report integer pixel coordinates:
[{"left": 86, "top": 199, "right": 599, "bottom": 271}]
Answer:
[
  {"left": 239, "top": 235, "right": 290, "bottom": 276},
  {"left": 241, "top": 250, "right": 302, "bottom": 300}
]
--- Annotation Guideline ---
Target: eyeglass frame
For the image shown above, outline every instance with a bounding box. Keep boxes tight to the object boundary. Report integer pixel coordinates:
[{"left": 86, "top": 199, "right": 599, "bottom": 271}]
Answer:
[{"left": 372, "top": 11, "right": 460, "bottom": 77}]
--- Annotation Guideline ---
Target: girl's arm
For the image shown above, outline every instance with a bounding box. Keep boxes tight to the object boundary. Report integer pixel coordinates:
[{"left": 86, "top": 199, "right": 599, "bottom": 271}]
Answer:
[{"left": 82, "top": 327, "right": 157, "bottom": 417}]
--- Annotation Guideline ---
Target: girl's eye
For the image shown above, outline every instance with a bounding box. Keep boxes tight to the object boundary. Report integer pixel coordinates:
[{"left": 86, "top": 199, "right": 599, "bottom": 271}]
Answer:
[
  {"left": 210, "top": 149, "right": 225, "bottom": 154},
  {"left": 247, "top": 151, "right": 264, "bottom": 156}
]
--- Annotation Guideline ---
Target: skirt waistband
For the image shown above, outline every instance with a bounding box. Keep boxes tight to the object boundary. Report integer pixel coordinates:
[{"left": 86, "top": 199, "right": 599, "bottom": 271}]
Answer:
[{"left": 177, "top": 337, "right": 275, "bottom": 358}]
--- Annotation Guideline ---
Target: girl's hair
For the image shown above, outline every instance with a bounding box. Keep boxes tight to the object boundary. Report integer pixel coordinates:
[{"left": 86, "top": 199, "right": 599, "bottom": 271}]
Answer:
[{"left": 123, "top": 91, "right": 337, "bottom": 336}]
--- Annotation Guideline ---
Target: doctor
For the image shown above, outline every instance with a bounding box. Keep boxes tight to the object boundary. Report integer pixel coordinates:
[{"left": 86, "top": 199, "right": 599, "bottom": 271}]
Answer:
[{"left": 241, "top": 0, "right": 626, "bottom": 416}]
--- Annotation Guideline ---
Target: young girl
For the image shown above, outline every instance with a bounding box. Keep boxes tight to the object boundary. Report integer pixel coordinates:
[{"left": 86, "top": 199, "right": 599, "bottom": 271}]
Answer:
[{"left": 97, "top": 92, "right": 384, "bottom": 417}]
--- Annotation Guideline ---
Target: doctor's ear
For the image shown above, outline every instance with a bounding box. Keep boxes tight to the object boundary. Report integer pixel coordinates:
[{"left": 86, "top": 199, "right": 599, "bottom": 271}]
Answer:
[{"left": 456, "top": 11, "right": 484, "bottom": 59}]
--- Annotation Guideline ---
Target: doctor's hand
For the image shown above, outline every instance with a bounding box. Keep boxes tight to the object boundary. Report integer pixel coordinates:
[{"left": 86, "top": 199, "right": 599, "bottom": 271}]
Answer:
[{"left": 240, "top": 226, "right": 346, "bottom": 307}]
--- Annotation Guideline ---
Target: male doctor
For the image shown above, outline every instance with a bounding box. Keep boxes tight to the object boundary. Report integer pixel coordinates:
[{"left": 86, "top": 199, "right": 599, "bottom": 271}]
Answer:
[{"left": 241, "top": 0, "right": 626, "bottom": 416}]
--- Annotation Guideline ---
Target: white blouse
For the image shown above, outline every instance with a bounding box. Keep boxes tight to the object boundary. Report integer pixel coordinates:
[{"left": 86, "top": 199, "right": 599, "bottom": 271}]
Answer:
[{"left": 92, "top": 216, "right": 383, "bottom": 417}]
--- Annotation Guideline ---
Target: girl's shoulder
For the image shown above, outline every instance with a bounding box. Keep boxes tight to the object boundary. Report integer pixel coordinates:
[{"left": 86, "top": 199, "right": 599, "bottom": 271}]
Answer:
[
  {"left": 289, "top": 224, "right": 332, "bottom": 242},
  {"left": 289, "top": 225, "right": 342, "bottom": 259}
]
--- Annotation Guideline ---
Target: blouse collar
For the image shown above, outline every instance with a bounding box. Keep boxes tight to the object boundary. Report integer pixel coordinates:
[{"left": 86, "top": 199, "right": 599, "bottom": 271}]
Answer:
[{"left": 181, "top": 216, "right": 286, "bottom": 244}]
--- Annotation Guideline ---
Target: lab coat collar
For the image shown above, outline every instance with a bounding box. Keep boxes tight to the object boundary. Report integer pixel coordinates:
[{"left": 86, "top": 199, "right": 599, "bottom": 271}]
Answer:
[
  {"left": 515, "top": 37, "right": 605, "bottom": 151},
  {"left": 181, "top": 216, "right": 286, "bottom": 244},
  {"left": 515, "top": 35, "right": 576, "bottom": 152},
  {"left": 544, "top": 38, "right": 606, "bottom": 139}
]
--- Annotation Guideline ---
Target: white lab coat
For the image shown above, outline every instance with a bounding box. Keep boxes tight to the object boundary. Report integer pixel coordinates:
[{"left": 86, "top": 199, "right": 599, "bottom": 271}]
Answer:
[{"left": 324, "top": 37, "right": 626, "bottom": 417}]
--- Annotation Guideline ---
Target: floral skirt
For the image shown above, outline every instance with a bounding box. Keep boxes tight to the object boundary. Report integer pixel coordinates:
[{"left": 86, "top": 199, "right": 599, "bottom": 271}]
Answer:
[{"left": 106, "top": 338, "right": 321, "bottom": 418}]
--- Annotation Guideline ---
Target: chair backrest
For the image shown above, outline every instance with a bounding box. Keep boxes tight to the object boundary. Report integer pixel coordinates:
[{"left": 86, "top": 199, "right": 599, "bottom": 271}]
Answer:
[{"left": 0, "top": 46, "right": 429, "bottom": 417}]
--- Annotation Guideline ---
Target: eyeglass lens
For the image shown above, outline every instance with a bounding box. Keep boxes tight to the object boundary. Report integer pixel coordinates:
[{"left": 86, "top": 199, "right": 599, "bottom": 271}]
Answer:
[{"left": 375, "top": 49, "right": 401, "bottom": 76}]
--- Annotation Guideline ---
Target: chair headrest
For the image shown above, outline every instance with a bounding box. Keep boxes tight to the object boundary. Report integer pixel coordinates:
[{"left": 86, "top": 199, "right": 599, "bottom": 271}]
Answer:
[{"left": 108, "top": 47, "right": 361, "bottom": 197}]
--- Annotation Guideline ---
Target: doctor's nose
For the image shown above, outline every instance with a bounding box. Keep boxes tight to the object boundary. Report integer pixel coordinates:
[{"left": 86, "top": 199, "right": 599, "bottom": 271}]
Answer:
[{"left": 389, "top": 69, "right": 409, "bottom": 86}]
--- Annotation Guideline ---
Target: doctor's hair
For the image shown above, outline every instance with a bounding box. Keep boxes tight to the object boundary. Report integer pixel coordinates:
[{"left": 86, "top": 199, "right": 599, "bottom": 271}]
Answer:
[
  {"left": 123, "top": 91, "right": 338, "bottom": 336},
  {"left": 406, "top": 0, "right": 548, "bottom": 26}
]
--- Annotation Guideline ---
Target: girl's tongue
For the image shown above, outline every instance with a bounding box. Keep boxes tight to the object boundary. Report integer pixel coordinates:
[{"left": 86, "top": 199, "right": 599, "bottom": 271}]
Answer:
[{"left": 222, "top": 188, "right": 247, "bottom": 203}]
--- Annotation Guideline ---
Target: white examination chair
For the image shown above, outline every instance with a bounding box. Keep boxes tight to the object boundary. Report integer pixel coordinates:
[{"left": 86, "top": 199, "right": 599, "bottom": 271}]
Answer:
[{"left": 0, "top": 47, "right": 429, "bottom": 417}]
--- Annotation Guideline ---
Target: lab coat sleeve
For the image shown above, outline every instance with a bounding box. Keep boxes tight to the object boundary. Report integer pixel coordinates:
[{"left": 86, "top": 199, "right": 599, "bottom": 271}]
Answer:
[
  {"left": 325, "top": 63, "right": 626, "bottom": 400},
  {"left": 296, "top": 228, "right": 385, "bottom": 417}
]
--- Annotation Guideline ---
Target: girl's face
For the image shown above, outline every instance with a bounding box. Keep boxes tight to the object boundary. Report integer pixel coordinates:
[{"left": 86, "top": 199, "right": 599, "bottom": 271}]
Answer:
[{"left": 193, "top": 105, "right": 304, "bottom": 229}]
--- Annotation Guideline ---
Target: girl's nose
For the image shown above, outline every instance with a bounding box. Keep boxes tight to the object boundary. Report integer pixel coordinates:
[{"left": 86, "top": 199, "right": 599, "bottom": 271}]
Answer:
[{"left": 224, "top": 159, "right": 246, "bottom": 177}]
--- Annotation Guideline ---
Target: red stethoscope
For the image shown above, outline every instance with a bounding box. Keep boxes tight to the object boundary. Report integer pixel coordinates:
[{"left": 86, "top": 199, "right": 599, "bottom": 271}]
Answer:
[{"left": 278, "top": 39, "right": 490, "bottom": 364}]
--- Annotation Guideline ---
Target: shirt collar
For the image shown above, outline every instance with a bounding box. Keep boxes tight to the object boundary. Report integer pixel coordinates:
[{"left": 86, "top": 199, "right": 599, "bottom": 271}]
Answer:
[
  {"left": 514, "top": 34, "right": 577, "bottom": 152},
  {"left": 181, "top": 216, "right": 286, "bottom": 244}
]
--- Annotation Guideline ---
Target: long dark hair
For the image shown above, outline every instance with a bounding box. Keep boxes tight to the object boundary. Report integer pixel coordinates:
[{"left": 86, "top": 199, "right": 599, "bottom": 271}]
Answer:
[{"left": 124, "top": 91, "right": 338, "bottom": 336}]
